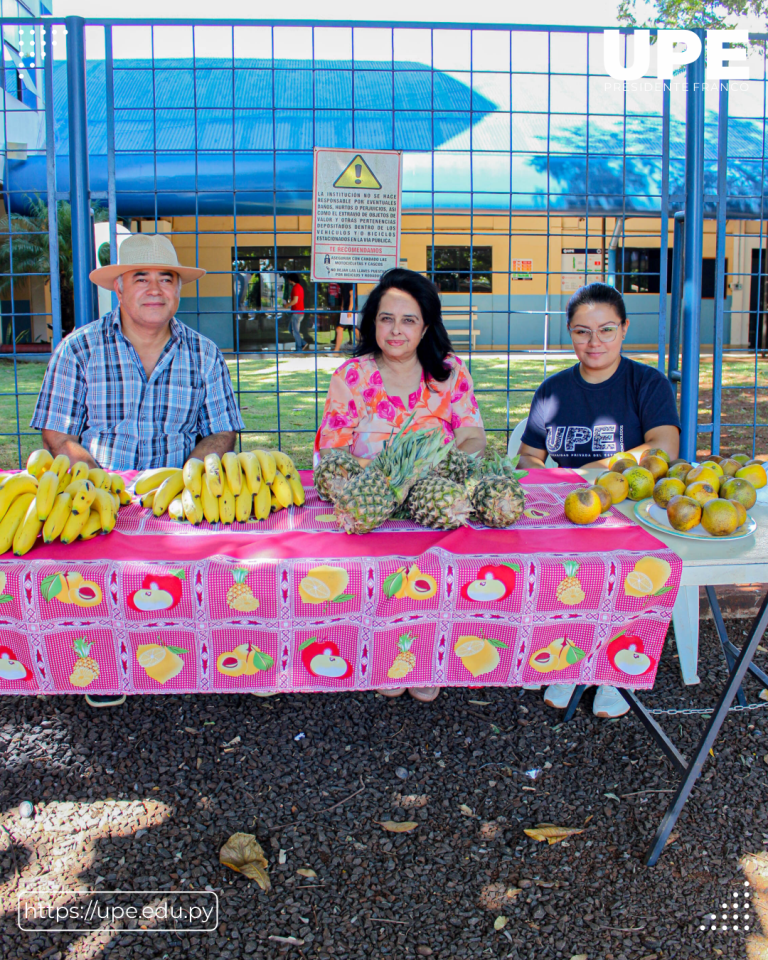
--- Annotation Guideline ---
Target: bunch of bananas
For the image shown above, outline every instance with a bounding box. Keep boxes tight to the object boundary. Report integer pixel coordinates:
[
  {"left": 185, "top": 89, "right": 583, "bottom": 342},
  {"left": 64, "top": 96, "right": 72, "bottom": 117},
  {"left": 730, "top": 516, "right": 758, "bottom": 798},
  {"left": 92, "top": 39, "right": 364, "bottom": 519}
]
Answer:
[
  {"left": 134, "top": 450, "right": 304, "bottom": 525},
  {"left": 0, "top": 449, "right": 131, "bottom": 557}
]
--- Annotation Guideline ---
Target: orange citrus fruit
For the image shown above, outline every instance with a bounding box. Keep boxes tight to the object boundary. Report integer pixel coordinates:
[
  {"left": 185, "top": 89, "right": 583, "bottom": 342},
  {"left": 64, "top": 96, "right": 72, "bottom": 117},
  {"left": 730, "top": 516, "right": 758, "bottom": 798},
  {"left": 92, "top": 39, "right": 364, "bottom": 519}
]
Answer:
[
  {"left": 592, "top": 485, "right": 612, "bottom": 513},
  {"left": 653, "top": 477, "right": 686, "bottom": 508},
  {"left": 645, "top": 447, "right": 671, "bottom": 463},
  {"left": 609, "top": 451, "right": 637, "bottom": 467},
  {"left": 667, "top": 462, "right": 693, "bottom": 483},
  {"left": 701, "top": 498, "right": 740, "bottom": 537},
  {"left": 728, "top": 499, "right": 747, "bottom": 527},
  {"left": 720, "top": 476, "right": 757, "bottom": 509},
  {"left": 699, "top": 460, "right": 725, "bottom": 477},
  {"left": 639, "top": 455, "right": 669, "bottom": 481},
  {"left": 666, "top": 495, "right": 702, "bottom": 531},
  {"left": 564, "top": 488, "right": 603, "bottom": 524},
  {"left": 609, "top": 458, "right": 639, "bottom": 474},
  {"left": 685, "top": 481, "right": 718, "bottom": 507},
  {"left": 624, "top": 466, "right": 655, "bottom": 501},
  {"left": 686, "top": 465, "right": 721, "bottom": 492},
  {"left": 735, "top": 463, "right": 767, "bottom": 489},
  {"left": 719, "top": 458, "right": 741, "bottom": 477},
  {"left": 596, "top": 470, "right": 628, "bottom": 504},
  {"left": 731, "top": 453, "right": 751, "bottom": 464}
]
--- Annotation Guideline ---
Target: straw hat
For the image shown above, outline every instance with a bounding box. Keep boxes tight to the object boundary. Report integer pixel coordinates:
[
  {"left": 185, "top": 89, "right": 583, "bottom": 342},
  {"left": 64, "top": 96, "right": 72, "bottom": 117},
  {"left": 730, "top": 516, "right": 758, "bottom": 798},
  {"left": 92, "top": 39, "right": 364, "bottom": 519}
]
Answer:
[{"left": 89, "top": 233, "right": 206, "bottom": 289}]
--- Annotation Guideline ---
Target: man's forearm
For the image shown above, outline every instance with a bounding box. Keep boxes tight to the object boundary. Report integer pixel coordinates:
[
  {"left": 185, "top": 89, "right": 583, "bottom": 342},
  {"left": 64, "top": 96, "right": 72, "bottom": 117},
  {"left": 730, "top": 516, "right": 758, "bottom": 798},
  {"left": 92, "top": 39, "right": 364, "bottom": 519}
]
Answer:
[
  {"left": 40, "top": 430, "right": 100, "bottom": 469},
  {"left": 190, "top": 431, "right": 237, "bottom": 461}
]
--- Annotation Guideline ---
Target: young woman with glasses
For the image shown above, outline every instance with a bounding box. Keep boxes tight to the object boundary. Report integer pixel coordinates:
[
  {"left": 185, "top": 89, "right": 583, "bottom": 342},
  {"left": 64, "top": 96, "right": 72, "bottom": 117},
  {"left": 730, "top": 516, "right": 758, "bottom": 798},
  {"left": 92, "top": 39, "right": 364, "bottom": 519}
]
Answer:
[{"left": 517, "top": 282, "right": 680, "bottom": 718}]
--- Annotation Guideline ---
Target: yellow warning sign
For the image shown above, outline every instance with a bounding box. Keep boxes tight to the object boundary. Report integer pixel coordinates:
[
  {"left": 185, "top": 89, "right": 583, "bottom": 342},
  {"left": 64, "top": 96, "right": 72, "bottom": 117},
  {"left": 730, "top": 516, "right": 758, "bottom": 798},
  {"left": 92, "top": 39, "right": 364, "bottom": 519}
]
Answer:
[{"left": 333, "top": 154, "right": 382, "bottom": 190}]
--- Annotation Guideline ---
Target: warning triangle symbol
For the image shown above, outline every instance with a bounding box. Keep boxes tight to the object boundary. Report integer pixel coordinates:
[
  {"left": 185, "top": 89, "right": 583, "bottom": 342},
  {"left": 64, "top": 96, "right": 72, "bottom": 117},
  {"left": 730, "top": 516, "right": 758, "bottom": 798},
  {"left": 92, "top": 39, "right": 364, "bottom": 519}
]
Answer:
[{"left": 333, "top": 154, "right": 382, "bottom": 190}]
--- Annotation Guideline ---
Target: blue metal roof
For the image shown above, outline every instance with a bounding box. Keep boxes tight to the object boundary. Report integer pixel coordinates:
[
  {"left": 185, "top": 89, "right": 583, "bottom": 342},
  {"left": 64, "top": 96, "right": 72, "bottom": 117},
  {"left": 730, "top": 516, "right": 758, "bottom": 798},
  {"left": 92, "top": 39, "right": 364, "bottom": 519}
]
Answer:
[{"left": 3, "top": 58, "right": 767, "bottom": 217}]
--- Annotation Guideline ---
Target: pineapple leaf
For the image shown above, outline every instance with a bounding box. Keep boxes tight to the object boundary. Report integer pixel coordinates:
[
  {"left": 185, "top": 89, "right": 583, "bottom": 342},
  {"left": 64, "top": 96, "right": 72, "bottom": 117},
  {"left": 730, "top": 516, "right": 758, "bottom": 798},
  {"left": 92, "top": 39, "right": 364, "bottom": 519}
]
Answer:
[
  {"left": 330, "top": 593, "right": 355, "bottom": 603},
  {"left": 166, "top": 646, "right": 188, "bottom": 656},
  {"left": 487, "top": 638, "right": 509, "bottom": 649},
  {"left": 250, "top": 650, "right": 274, "bottom": 671},
  {"left": 562, "top": 561, "right": 580, "bottom": 577},
  {"left": 170, "top": 569, "right": 186, "bottom": 581},
  {"left": 0, "top": 594, "right": 13, "bottom": 603},
  {"left": 299, "top": 636, "right": 318, "bottom": 651},
  {"left": 41, "top": 573, "right": 64, "bottom": 601},
  {"left": 382, "top": 570, "right": 405, "bottom": 597},
  {"left": 232, "top": 568, "right": 248, "bottom": 584},
  {"left": 500, "top": 563, "right": 520, "bottom": 572},
  {"left": 398, "top": 633, "right": 415, "bottom": 650}
]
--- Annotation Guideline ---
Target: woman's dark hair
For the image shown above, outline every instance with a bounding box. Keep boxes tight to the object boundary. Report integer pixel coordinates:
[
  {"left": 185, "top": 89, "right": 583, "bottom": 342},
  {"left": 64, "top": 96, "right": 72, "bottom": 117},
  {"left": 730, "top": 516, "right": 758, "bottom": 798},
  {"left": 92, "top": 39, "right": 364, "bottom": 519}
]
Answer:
[
  {"left": 353, "top": 268, "right": 453, "bottom": 382},
  {"left": 566, "top": 282, "right": 627, "bottom": 325}
]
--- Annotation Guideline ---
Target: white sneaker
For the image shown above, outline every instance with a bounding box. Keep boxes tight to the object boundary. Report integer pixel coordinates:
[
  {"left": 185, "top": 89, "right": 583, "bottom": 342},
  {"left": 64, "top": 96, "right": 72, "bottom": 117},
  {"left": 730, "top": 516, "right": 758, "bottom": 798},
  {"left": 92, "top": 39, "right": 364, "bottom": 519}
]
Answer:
[
  {"left": 523, "top": 684, "right": 541, "bottom": 691},
  {"left": 543, "top": 683, "right": 576, "bottom": 709},
  {"left": 593, "top": 685, "right": 630, "bottom": 718}
]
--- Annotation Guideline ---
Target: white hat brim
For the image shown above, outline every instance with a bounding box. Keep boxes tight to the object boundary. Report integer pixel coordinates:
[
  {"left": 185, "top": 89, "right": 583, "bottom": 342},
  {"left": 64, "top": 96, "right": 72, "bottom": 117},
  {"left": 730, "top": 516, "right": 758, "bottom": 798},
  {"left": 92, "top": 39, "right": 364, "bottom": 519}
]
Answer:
[{"left": 89, "top": 262, "right": 206, "bottom": 290}]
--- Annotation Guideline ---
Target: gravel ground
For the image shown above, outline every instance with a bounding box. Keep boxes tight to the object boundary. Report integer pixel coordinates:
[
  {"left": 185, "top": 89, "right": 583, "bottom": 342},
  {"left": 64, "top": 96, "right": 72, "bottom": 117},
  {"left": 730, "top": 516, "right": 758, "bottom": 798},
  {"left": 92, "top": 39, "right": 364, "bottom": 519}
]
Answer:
[{"left": 1, "top": 620, "right": 767, "bottom": 960}]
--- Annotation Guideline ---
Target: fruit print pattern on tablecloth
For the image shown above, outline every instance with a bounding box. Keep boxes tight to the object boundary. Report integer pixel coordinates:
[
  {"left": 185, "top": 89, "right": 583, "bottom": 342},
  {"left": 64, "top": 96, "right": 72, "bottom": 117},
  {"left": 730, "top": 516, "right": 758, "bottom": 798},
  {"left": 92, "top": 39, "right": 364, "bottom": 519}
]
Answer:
[
  {"left": 122, "top": 567, "right": 192, "bottom": 621},
  {"left": 127, "top": 630, "right": 198, "bottom": 691},
  {"left": 0, "top": 568, "right": 23, "bottom": 621},
  {"left": 210, "top": 627, "right": 278, "bottom": 692},
  {"left": 455, "top": 560, "right": 522, "bottom": 611},
  {"left": 40, "top": 627, "right": 121, "bottom": 693},
  {"left": 0, "top": 631, "right": 37, "bottom": 689},
  {"left": 368, "top": 622, "right": 438, "bottom": 690},
  {"left": 206, "top": 561, "right": 279, "bottom": 621},
  {"left": 590, "top": 622, "right": 662, "bottom": 686},
  {"left": 293, "top": 563, "right": 361, "bottom": 617},
  {"left": 614, "top": 555, "right": 679, "bottom": 613},
  {"left": 292, "top": 625, "right": 359, "bottom": 690},
  {"left": 535, "top": 558, "right": 604, "bottom": 611},
  {"left": 446, "top": 623, "right": 515, "bottom": 684},
  {"left": 36, "top": 567, "right": 108, "bottom": 620},
  {"left": 520, "top": 623, "right": 597, "bottom": 687},
  {"left": 376, "top": 558, "right": 439, "bottom": 615}
]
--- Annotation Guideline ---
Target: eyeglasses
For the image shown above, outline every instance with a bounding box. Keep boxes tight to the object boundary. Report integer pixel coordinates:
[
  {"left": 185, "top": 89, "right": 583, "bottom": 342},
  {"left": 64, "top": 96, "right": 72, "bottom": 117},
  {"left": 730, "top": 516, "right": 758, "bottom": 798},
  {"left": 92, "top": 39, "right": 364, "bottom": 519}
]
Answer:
[{"left": 569, "top": 324, "right": 621, "bottom": 344}]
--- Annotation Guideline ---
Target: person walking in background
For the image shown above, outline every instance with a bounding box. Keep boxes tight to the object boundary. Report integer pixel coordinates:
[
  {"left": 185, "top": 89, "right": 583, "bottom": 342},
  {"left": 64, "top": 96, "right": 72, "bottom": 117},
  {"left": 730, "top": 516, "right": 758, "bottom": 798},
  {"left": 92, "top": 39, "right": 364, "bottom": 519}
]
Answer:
[
  {"left": 286, "top": 273, "right": 307, "bottom": 352},
  {"left": 333, "top": 282, "right": 355, "bottom": 353}
]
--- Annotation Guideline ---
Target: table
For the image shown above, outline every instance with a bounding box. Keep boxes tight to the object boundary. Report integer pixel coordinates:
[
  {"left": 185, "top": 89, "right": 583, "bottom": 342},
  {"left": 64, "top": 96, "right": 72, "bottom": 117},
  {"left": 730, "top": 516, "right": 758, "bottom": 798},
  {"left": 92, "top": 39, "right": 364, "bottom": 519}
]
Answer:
[{"left": 565, "top": 468, "right": 768, "bottom": 866}]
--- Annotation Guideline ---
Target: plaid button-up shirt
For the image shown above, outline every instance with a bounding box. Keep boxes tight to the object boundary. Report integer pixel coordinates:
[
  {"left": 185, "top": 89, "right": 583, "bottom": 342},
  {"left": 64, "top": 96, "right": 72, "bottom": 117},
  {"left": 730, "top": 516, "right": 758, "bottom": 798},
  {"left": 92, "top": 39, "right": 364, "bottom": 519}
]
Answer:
[{"left": 31, "top": 309, "right": 245, "bottom": 471}]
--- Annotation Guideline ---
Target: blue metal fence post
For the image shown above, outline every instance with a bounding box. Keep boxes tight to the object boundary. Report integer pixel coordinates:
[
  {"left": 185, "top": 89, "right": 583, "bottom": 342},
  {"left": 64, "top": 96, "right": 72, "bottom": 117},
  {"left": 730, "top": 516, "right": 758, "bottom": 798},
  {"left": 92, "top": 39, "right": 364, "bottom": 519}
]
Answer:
[
  {"left": 657, "top": 81, "right": 671, "bottom": 373},
  {"left": 711, "top": 80, "right": 729, "bottom": 456},
  {"left": 43, "top": 22, "right": 62, "bottom": 347},
  {"left": 679, "top": 29, "right": 706, "bottom": 462},
  {"left": 668, "top": 211, "right": 685, "bottom": 390},
  {"left": 65, "top": 16, "right": 93, "bottom": 329}
]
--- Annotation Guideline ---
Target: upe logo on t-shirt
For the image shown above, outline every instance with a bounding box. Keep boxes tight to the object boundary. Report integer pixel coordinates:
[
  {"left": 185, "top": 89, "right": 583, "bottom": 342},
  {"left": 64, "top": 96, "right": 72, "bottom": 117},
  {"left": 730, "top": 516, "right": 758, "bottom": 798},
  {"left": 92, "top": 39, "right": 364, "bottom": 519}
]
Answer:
[{"left": 546, "top": 425, "right": 619, "bottom": 455}]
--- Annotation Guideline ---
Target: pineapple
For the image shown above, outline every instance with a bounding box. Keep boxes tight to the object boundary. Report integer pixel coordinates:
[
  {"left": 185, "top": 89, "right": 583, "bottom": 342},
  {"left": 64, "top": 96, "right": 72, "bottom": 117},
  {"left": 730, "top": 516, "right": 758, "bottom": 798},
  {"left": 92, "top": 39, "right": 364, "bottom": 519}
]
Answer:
[
  {"left": 387, "top": 633, "right": 417, "bottom": 679},
  {"left": 406, "top": 476, "right": 472, "bottom": 529},
  {"left": 314, "top": 450, "right": 364, "bottom": 502},
  {"left": 334, "top": 425, "right": 451, "bottom": 534},
  {"left": 69, "top": 637, "right": 100, "bottom": 687},
  {"left": 226, "top": 568, "right": 260, "bottom": 612},
  {"left": 480, "top": 451, "right": 526, "bottom": 480},
  {"left": 556, "top": 561, "right": 586, "bottom": 606},
  {"left": 435, "top": 447, "right": 478, "bottom": 485},
  {"left": 471, "top": 476, "right": 525, "bottom": 528}
]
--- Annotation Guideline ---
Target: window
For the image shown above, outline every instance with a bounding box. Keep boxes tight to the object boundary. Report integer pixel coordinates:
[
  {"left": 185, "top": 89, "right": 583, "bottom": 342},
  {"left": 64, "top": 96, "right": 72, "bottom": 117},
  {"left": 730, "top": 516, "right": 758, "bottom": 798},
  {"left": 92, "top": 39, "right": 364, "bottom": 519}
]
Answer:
[
  {"left": 618, "top": 247, "right": 727, "bottom": 298},
  {"left": 427, "top": 246, "right": 492, "bottom": 293}
]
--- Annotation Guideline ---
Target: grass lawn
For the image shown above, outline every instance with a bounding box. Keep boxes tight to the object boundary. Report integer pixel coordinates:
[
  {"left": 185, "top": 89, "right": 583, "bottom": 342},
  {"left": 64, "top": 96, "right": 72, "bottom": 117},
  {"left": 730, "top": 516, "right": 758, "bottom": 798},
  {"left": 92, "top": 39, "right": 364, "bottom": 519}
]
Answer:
[{"left": 2, "top": 350, "right": 767, "bottom": 470}]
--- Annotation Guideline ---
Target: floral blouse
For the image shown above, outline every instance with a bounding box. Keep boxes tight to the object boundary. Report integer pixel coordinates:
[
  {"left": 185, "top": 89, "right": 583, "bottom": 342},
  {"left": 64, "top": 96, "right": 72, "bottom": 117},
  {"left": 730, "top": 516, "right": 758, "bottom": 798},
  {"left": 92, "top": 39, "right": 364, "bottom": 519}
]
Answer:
[{"left": 315, "top": 353, "right": 484, "bottom": 462}]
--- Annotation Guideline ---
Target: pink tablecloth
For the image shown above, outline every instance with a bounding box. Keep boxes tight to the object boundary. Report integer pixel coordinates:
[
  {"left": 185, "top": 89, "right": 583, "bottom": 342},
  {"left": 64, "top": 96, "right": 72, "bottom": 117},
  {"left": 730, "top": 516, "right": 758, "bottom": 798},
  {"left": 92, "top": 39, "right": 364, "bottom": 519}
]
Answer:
[{"left": 0, "top": 469, "right": 681, "bottom": 696}]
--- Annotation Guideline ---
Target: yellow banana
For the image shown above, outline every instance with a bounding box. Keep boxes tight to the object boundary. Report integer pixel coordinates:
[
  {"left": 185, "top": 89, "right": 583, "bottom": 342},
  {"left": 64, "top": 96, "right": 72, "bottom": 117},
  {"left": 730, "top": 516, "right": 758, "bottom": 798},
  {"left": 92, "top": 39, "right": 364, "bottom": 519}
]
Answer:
[
  {"left": 57, "top": 470, "right": 72, "bottom": 493},
  {"left": 152, "top": 470, "right": 185, "bottom": 517},
  {"left": 221, "top": 452, "right": 243, "bottom": 495},
  {"left": 43, "top": 492, "right": 72, "bottom": 543},
  {"left": 168, "top": 497, "right": 185, "bottom": 522},
  {"left": 0, "top": 473, "right": 11, "bottom": 486},
  {"left": 134, "top": 467, "right": 181, "bottom": 495},
  {"left": 235, "top": 485, "right": 252, "bottom": 522},
  {"left": 181, "top": 488, "right": 203, "bottom": 525},
  {"left": 71, "top": 461, "right": 90, "bottom": 483},
  {"left": 200, "top": 476, "right": 220, "bottom": 523},
  {"left": 270, "top": 492, "right": 282, "bottom": 512},
  {"left": 255, "top": 449, "right": 277, "bottom": 484},
  {"left": 91, "top": 488, "right": 117, "bottom": 533},
  {"left": 0, "top": 492, "right": 35, "bottom": 554},
  {"left": 64, "top": 478, "right": 86, "bottom": 497},
  {"left": 219, "top": 476, "right": 235, "bottom": 524},
  {"left": 109, "top": 473, "right": 125, "bottom": 495},
  {"left": 182, "top": 457, "right": 204, "bottom": 496},
  {"left": 287, "top": 472, "right": 306, "bottom": 506},
  {"left": 272, "top": 450, "right": 297, "bottom": 478},
  {"left": 71, "top": 479, "right": 96, "bottom": 516},
  {"left": 237, "top": 451, "right": 262, "bottom": 494},
  {"left": 50, "top": 454, "right": 71, "bottom": 479},
  {"left": 118, "top": 489, "right": 132, "bottom": 506},
  {"left": 35, "top": 471, "right": 60, "bottom": 521},
  {"left": 271, "top": 472, "right": 293, "bottom": 509},
  {"left": 0, "top": 474, "right": 39, "bottom": 522},
  {"left": 87, "top": 468, "right": 110, "bottom": 490},
  {"left": 204, "top": 454, "right": 223, "bottom": 496},
  {"left": 60, "top": 507, "right": 89, "bottom": 544},
  {"left": 108, "top": 490, "right": 120, "bottom": 512},
  {"left": 26, "top": 449, "right": 53, "bottom": 478},
  {"left": 254, "top": 484, "right": 271, "bottom": 520},
  {"left": 140, "top": 490, "right": 156, "bottom": 509},
  {"left": 79, "top": 509, "right": 103, "bottom": 541},
  {"left": 12, "top": 497, "right": 44, "bottom": 555}
]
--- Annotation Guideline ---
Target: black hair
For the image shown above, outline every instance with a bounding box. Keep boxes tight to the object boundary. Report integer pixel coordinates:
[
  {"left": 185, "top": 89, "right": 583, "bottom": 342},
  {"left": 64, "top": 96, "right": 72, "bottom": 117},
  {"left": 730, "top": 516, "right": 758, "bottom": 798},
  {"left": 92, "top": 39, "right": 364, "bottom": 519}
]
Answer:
[
  {"left": 352, "top": 268, "right": 453, "bottom": 382},
  {"left": 566, "top": 282, "right": 627, "bottom": 325}
]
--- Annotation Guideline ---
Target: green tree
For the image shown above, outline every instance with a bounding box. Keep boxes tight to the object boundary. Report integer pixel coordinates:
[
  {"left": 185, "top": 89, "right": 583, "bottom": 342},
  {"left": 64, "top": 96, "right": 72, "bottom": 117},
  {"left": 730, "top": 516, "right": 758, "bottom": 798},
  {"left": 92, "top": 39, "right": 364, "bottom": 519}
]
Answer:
[
  {"left": 0, "top": 196, "right": 108, "bottom": 339},
  {"left": 618, "top": 0, "right": 767, "bottom": 29}
]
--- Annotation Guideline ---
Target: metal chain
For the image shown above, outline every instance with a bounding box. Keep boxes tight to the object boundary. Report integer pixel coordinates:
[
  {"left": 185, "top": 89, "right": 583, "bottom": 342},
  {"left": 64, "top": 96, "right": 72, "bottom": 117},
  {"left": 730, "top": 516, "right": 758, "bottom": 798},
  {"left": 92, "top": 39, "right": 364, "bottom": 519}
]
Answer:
[{"left": 645, "top": 700, "right": 768, "bottom": 717}]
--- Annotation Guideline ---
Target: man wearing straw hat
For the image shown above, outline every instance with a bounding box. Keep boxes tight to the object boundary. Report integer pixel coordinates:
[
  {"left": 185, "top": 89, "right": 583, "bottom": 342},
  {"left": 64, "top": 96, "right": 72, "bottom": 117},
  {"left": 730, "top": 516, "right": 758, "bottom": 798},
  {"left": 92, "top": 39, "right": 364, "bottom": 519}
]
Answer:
[{"left": 31, "top": 233, "right": 244, "bottom": 472}]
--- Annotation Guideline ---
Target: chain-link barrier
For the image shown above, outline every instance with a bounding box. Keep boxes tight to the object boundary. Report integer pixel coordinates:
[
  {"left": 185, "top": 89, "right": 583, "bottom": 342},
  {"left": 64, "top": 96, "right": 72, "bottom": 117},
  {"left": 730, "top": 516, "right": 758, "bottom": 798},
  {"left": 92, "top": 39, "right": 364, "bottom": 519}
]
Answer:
[{"left": 645, "top": 700, "right": 768, "bottom": 717}]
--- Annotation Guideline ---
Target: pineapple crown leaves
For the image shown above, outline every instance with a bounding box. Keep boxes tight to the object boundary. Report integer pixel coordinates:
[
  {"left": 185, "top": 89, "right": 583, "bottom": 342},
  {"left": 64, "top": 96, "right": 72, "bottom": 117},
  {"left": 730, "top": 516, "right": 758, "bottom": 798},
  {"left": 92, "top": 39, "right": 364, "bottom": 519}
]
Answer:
[
  {"left": 73, "top": 636, "right": 93, "bottom": 658},
  {"left": 562, "top": 561, "right": 580, "bottom": 577},
  {"left": 231, "top": 568, "right": 248, "bottom": 584},
  {"left": 397, "top": 632, "right": 416, "bottom": 651}
]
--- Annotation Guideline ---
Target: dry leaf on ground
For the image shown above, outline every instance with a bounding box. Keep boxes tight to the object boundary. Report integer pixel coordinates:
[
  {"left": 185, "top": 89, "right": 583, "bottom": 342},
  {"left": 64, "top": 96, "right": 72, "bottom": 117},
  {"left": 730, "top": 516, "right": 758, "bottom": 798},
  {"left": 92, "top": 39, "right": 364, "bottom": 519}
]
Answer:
[
  {"left": 393, "top": 793, "right": 429, "bottom": 809},
  {"left": 459, "top": 804, "right": 475, "bottom": 817},
  {"left": 569, "top": 955, "right": 588, "bottom": 960},
  {"left": 375, "top": 820, "right": 418, "bottom": 833},
  {"left": 759, "top": 688, "right": 768, "bottom": 701},
  {"left": 524, "top": 824, "right": 585, "bottom": 845},
  {"left": 494, "top": 916, "right": 508, "bottom": 930},
  {"left": 220, "top": 832, "right": 271, "bottom": 891},
  {"left": 506, "top": 887, "right": 522, "bottom": 899},
  {"left": 297, "top": 868, "right": 317, "bottom": 878}
]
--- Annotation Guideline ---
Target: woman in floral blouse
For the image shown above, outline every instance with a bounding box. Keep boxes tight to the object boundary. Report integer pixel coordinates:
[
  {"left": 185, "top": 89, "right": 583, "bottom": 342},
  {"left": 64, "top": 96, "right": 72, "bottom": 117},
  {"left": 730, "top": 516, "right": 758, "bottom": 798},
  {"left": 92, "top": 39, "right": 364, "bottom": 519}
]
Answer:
[
  {"left": 315, "top": 268, "right": 486, "bottom": 705},
  {"left": 315, "top": 268, "right": 486, "bottom": 465}
]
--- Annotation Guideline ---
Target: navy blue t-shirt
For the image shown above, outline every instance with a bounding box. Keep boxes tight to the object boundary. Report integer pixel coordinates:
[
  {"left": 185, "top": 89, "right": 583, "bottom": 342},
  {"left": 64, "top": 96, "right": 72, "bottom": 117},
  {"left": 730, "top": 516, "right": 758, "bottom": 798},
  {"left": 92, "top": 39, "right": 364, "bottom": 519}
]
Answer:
[{"left": 521, "top": 357, "right": 681, "bottom": 468}]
